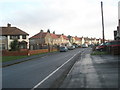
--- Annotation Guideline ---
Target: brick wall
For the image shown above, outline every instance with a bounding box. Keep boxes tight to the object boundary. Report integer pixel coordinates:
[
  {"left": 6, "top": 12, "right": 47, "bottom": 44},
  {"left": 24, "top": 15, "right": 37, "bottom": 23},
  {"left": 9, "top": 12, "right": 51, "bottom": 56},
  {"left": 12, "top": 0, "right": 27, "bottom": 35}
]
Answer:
[
  {"left": 2, "top": 48, "right": 58, "bottom": 56},
  {"left": 2, "top": 50, "right": 28, "bottom": 56},
  {"left": 29, "top": 49, "right": 48, "bottom": 55}
]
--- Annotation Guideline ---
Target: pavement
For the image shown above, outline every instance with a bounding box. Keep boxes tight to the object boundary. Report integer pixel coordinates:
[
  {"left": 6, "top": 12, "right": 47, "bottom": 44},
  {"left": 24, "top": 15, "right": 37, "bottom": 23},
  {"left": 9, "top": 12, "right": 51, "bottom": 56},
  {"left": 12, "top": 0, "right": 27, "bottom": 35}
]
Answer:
[
  {"left": 60, "top": 49, "right": 120, "bottom": 88},
  {"left": 2, "top": 51, "right": 58, "bottom": 67}
]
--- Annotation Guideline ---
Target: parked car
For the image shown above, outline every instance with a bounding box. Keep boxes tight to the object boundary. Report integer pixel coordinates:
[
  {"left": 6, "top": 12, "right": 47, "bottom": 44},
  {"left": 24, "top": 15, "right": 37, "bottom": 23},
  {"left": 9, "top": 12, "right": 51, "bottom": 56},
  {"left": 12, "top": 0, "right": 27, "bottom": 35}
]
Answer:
[
  {"left": 59, "top": 46, "right": 68, "bottom": 52},
  {"left": 106, "top": 40, "right": 120, "bottom": 54},
  {"left": 68, "top": 45, "right": 75, "bottom": 50},
  {"left": 82, "top": 44, "right": 88, "bottom": 48},
  {"left": 96, "top": 43, "right": 107, "bottom": 51}
]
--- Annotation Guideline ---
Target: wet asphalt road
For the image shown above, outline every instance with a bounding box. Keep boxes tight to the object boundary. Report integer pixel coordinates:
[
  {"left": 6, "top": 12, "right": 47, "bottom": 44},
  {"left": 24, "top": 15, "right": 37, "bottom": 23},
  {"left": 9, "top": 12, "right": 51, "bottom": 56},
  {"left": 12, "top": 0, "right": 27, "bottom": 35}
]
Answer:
[
  {"left": 60, "top": 48, "right": 119, "bottom": 88},
  {"left": 2, "top": 48, "right": 83, "bottom": 88}
]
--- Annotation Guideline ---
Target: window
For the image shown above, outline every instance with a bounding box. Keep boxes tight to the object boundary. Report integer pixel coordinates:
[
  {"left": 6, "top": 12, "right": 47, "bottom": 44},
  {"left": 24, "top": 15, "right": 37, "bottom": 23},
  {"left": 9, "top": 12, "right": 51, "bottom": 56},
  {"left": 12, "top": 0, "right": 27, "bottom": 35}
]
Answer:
[
  {"left": 10, "top": 35, "right": 20, "bottom": 39},
  {"left": 0, "top": 44, "right": 6, "bottom": 50},
  {"left": 0, "top": 36, "right": 7, "bottom": 40},
  {"left": 22, "top": 35, "right": 26, "bottom": 39}
]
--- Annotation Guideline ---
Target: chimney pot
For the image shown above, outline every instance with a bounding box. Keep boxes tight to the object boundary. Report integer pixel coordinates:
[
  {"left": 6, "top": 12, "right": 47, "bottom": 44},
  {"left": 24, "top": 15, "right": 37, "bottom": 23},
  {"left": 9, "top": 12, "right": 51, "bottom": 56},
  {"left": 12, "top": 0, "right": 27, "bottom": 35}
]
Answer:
[
  {"left": 7, "top": 23, "right": 11, "bottom": 27},
  {"left": 40, "top": 30, "right": 43, "bottom": 32}
]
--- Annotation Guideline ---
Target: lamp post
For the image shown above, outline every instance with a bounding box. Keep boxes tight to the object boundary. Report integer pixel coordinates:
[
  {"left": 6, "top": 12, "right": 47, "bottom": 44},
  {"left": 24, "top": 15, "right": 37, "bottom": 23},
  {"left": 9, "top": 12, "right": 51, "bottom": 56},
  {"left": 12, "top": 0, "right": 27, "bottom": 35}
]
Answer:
[{"left": 101, "top": 1, "right": 105, "bottom": 43}]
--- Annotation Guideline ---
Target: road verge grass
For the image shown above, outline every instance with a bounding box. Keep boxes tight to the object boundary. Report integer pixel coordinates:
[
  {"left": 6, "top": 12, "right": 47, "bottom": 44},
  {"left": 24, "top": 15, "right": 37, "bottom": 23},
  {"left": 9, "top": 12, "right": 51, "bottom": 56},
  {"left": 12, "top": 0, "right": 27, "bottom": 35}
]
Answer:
[
  {"left": 2, "top": 51, "right": 58, "bottom": 63},
  {"left": 91, "top": 51, "right": 108, "bottom": 55},
  {"left": 2, "top": 56, "right": 28, "bottom": 62}
]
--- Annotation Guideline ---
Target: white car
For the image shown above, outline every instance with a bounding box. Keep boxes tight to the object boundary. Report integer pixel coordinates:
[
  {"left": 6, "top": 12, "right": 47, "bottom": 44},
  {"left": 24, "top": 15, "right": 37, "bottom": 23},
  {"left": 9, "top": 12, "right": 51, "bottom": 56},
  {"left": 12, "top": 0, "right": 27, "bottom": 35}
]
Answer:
[
  {"left": 82, "top": 44, "right": 88, "bottom": 48},
  {"left": 68, "top": 45, "right": 75, "bottom": 50},
  {"left": 59, "top": 46, "right": 68, "bottom": 52}
]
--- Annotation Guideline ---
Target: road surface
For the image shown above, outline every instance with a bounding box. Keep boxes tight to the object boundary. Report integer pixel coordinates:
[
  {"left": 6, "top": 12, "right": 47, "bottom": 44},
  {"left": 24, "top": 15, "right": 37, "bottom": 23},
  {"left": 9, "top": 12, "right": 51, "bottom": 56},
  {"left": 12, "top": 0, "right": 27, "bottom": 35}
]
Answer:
[{"left": 3, "top": 48, "right": 84, "bottom": 89}]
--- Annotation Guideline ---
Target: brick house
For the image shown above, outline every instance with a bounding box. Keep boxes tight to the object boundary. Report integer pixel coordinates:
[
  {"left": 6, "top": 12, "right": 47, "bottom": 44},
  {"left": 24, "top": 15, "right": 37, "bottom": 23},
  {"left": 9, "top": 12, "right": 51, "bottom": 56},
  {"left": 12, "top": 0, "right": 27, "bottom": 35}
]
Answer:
[
  {"left": 56, "top": 34, "right": 69, "bottom": 46},
  {"left": 74, "top": 36, "right": 81, "bottom": 45},
  {"left": 0, "top": 24, "right": 29, "bottom": 50},
  {"left": 29, "top": 30, "right": 53, "bottom": 50},
  {"left": 50, "top": 32, "right": 59, "bottom": 45}
]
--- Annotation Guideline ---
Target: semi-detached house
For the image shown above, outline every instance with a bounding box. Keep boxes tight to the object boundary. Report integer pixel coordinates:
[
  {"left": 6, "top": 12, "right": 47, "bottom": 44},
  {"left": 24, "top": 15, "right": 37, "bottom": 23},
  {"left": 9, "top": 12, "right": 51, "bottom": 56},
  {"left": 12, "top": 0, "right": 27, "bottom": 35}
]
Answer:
[
  {"left": 29, "top": 30, "right": 53, "bottom": 50},
  {"left": 0, "top": 24, "right": 29, "bottom": 50}
]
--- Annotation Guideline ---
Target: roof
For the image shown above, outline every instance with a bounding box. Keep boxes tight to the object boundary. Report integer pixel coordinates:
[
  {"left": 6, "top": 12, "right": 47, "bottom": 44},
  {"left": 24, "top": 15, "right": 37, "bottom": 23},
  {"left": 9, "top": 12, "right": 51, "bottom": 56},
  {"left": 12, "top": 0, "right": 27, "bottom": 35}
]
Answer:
[
  {"left": 50, "top": 33, "right": 58, "bottom": 39},
  {"left": 90, "top": 38, "right": 96, "bottom": 40},
  {"left": 56, "top": 34, "right": 69, "bottom": 40},
  {"left": 30, "top": 32, "right": 48, "bottom": 39},
  {"left": 1, "top": 27, "right": 29, "bottom": 35},
  {"left": 74, "top": 36, "right": 80, "bottom": 40},
  {"left": 56, "top": 35, "right": 62, "bottom": 38},
  {"left": 62, "top": 35, "right": 69, "bottom": 40},
  {"left": 79, "top": 37, "right": 82, "bottom": 40}
]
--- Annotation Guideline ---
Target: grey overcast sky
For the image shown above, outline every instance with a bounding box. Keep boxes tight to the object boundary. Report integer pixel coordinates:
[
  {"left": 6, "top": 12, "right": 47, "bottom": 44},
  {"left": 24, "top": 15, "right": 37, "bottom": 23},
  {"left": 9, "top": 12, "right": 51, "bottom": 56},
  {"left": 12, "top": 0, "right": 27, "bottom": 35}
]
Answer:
[{"left": 0, "top": 0, "right": 119, "bottom": 39}]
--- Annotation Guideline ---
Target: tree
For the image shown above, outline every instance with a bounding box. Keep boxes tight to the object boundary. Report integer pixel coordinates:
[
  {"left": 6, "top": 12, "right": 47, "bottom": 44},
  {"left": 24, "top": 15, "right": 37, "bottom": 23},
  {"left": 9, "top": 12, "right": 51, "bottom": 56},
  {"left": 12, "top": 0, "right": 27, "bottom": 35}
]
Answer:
[{"left": 10, "top": 39, "right": 19, "bottom": 51}]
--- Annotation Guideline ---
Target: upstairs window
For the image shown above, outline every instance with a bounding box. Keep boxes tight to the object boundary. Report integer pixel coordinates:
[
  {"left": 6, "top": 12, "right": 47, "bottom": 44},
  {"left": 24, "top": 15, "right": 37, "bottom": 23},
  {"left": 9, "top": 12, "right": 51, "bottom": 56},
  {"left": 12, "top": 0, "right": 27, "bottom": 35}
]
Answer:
[
  {"left": 0, "top": 36, "right": 7, "bottom": 40},
  {"left": 22, "top": 35, "right": 26, "bottom": 39},
  {"left": 10, "top": 35, "right": 20, "bottom": 39}
]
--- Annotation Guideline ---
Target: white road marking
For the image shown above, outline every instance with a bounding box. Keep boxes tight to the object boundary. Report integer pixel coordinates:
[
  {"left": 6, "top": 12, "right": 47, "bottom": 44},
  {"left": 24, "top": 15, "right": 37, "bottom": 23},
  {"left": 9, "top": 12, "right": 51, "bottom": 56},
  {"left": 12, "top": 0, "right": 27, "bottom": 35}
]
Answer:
[{"left": 31, "top": 51, "right": 81, "bottom": 90}]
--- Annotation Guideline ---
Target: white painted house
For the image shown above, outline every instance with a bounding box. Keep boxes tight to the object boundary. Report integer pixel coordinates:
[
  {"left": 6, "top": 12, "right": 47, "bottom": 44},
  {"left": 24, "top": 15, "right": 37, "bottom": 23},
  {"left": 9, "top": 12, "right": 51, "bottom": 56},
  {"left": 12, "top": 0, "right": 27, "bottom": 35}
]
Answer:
[{"left": 0, "top": 24, "right": 29, "bottom": 50}]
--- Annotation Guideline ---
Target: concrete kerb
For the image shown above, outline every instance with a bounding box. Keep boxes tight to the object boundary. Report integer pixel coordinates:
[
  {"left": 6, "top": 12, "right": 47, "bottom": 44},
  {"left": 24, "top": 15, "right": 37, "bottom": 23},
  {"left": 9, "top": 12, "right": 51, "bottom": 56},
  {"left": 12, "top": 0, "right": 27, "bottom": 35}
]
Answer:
[
  {"left": 50, "top": 51, "right": 82, "bottom": 88},
  {"left": 2, "top": 51, "right": 58, "bottom": 67}
]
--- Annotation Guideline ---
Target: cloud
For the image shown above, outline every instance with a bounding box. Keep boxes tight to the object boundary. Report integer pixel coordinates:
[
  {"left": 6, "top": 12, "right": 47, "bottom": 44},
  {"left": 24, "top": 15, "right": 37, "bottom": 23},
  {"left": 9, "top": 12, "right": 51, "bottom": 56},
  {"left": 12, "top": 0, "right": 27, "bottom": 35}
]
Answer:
[{"left": 0, "top": 0, "right": 119, "bottom": 40}]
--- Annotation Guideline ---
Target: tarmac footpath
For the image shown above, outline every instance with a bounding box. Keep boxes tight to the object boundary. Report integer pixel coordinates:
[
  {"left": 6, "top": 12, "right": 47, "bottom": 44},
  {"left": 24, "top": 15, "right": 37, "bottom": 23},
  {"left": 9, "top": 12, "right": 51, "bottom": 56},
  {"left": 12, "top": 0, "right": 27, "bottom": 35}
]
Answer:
[{"left": 60, "top": 49, "right": 119, "bottom": 89}]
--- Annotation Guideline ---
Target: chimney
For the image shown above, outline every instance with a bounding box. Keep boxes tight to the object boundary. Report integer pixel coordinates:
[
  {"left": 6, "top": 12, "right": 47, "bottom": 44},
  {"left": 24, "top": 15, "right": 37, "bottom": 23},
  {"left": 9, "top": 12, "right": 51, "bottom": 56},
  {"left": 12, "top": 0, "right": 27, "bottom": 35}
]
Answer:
[
  {"left": 53, "top": 31, "right": 55, "bottom": 34},
  {"left": 47, "top": 29, "right": 50, "bottom": 33},
  {"left": 7, "top": 23, "right": 11, "bottom": 27},
  {"left": 40, "top": 30, "right": 43, "bottom": 32}
]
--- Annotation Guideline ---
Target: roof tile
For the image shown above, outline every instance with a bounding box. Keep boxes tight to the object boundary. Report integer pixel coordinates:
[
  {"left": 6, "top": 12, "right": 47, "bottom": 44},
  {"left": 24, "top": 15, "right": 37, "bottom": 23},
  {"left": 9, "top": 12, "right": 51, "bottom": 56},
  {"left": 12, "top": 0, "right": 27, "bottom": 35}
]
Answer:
[{"left": 1, "top": 27, "right": 29, "bottom": 35}]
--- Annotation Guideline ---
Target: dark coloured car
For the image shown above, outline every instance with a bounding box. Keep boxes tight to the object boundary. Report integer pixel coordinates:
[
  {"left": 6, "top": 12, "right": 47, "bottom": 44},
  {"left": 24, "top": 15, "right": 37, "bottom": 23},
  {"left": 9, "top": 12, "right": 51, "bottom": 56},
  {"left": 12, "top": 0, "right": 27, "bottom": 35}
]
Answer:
[
  {"left": 106, "top": 40, "right": 120, "bottom": 53},
  {"left": 96, "top": 43, "right": 107, "bottom": 51}
]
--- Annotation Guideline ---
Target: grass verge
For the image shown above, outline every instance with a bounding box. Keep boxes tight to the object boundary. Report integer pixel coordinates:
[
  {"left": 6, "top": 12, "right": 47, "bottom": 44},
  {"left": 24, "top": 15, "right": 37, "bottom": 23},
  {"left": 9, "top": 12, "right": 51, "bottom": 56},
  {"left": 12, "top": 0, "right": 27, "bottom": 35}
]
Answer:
[
  {"left": 91, "top": 51, "right": 108, "bottom": 55},
  {"left": 2, "top": 56, "right": 28, "bottom": 62},
  {"left": 2, "top": 51, "right": 58, "bottom": 63}
]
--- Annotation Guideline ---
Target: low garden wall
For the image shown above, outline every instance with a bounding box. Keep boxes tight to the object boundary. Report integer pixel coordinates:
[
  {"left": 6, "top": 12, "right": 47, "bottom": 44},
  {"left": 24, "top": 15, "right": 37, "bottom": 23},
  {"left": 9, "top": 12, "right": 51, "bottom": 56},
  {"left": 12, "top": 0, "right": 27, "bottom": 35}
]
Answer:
[
  {"left": 2, "top": 48, "right": 58, "bottom": 56},
  {"left": 29, "top": 49, "right": 48, "bottom": 55},
  {"left": 2, "top": 50, "right": 28, "bottom": 56}
]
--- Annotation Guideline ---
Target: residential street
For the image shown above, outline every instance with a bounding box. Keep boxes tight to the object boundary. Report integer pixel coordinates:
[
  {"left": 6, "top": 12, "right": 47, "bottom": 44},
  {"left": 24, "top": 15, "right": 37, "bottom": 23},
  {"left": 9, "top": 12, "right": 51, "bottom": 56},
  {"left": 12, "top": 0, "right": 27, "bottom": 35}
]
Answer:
[
  {"left": 1, "top": 1, "right": 120, "bottom": 90},
  {"left": 2, "top": 48, "right": 120, "bottom": 89},
  {"left": 2, "top": 48, "right": 83, "bottom": 88}
]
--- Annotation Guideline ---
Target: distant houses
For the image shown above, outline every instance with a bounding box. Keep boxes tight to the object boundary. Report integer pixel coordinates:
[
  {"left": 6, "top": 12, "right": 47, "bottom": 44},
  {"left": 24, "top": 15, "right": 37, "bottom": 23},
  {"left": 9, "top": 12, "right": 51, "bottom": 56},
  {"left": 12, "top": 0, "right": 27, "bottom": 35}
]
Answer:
[
  {"left": 0, "top": 23, "right": 108, "bottom": 51},
  {"left": 29, "top": 30, "right": 103, "bottom": 50}
]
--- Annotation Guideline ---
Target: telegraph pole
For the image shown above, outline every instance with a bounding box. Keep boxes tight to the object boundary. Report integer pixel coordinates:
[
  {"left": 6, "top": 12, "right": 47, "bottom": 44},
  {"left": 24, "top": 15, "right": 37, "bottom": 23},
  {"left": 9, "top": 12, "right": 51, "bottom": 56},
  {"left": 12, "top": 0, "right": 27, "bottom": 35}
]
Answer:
[{"left": 101, "top": 1, "right": 105, "bottom": 43}]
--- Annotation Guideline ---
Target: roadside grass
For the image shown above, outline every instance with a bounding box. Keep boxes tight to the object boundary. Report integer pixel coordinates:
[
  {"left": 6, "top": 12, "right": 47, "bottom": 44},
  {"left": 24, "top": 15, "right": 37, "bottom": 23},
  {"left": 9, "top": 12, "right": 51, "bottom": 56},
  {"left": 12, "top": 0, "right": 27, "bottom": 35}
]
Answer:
[
  {"left": 91, "top": 51, "right": 108, "bottom": 55},
  {"left": 2, "top": 56, "right": 28, "bottom": 62},
  {"left": 2, "top": 51, "right": 58, "bottom": 63}
]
